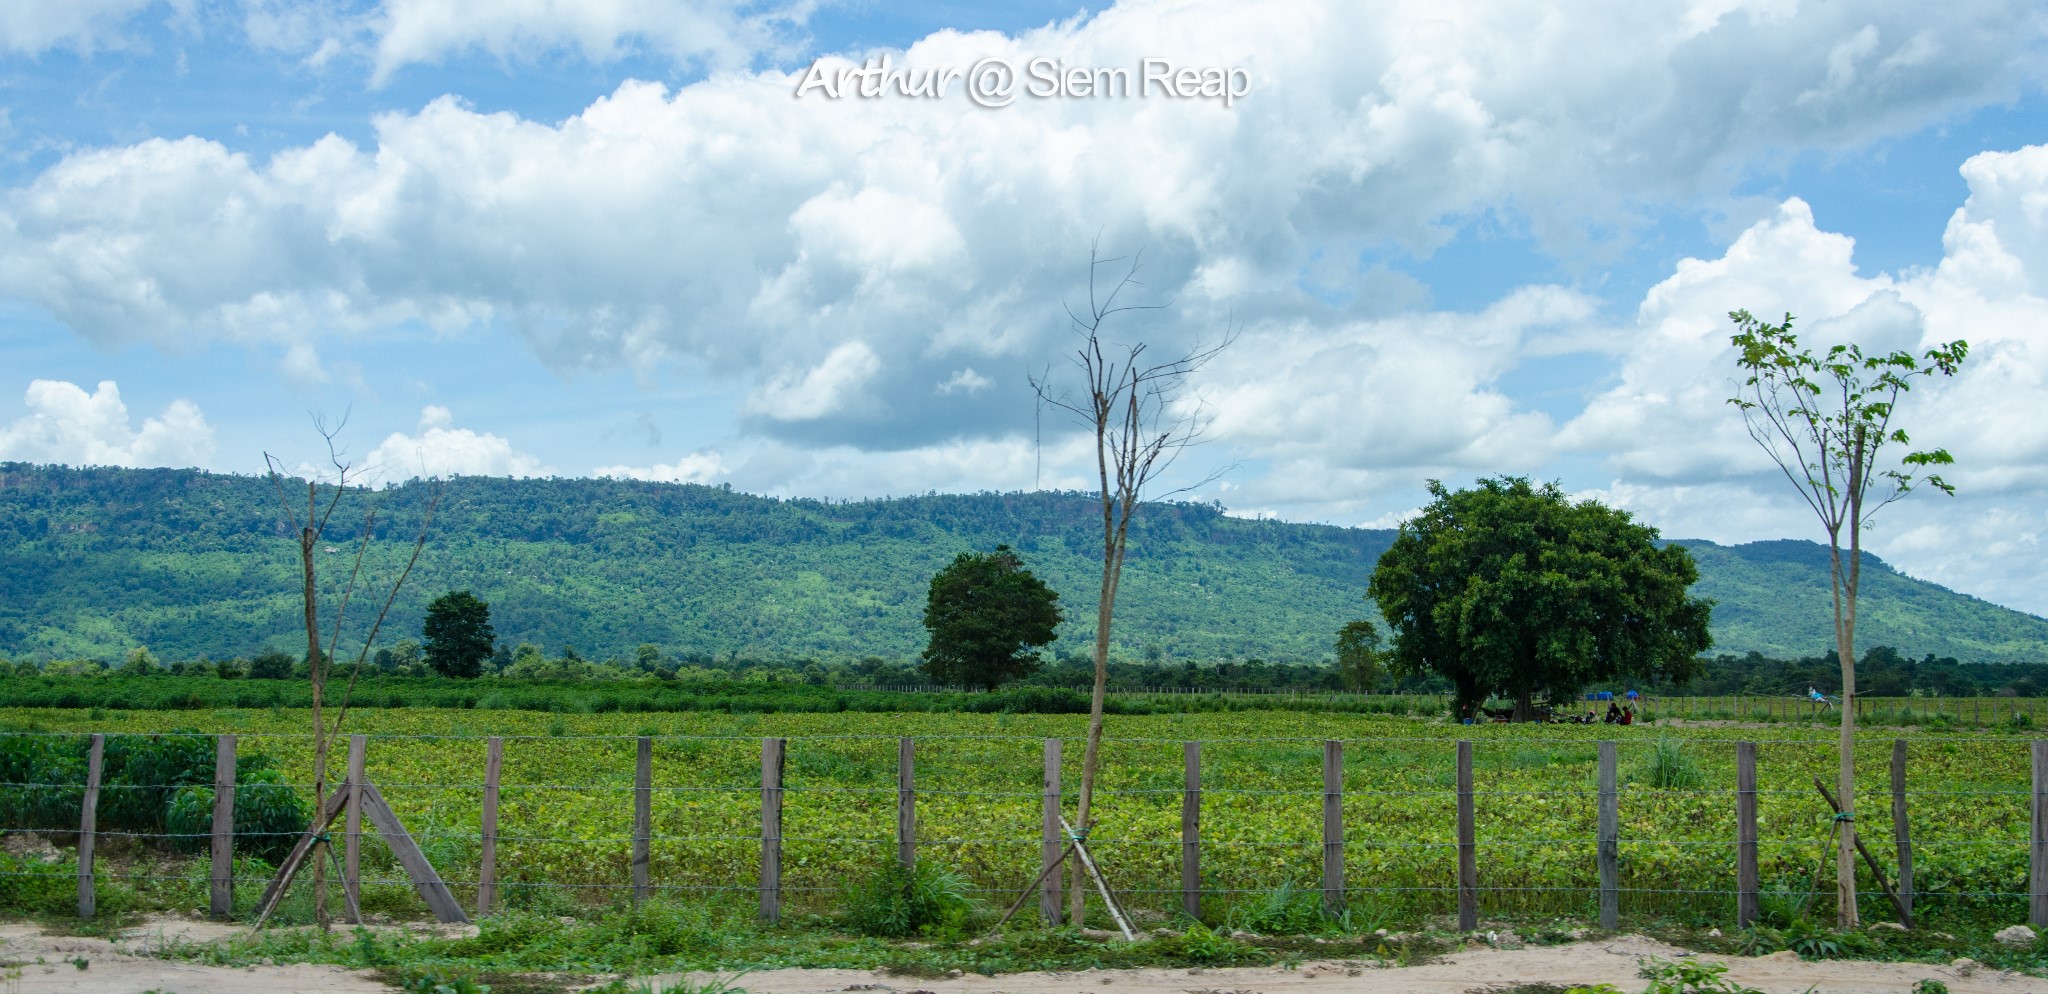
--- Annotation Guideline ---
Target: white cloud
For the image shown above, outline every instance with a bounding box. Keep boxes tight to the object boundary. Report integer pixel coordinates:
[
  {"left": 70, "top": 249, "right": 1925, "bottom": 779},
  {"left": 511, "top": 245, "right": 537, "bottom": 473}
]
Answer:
[
  {"left": 366, "top": 0, "right": 810, "bottom": 85},
  {"left": 1193, "top": 284, "right": 1597, "bottom": 515},
  {"left": 2, "top": 0, "right": 2037, "bottom": 454},
  {"left": 0, "top": 0, "right": 171, "bottom": 54},
  {"left": 745, "top": 340, "right": 882, "bottom": 422},
  {"left": 595, "top": 450, "right": 727, "bottom": 483},
  {"left": 363, "top": 406, "right": 552, "bottom": 479},
  {"left": 0, "top": 380, "right": 214, "bottom": 468},
  {"left": 1557, "top": 144, "right": 2048, "bottom": 614},
  {"left": 935, "top": 368, "right": 992, "bottom": 395}
]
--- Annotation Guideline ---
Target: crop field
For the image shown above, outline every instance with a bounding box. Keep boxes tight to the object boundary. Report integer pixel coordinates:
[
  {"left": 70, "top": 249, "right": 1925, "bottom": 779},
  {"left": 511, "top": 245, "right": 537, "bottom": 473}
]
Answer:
[{"left": 2, "top": 706, "right": 2040, "bottom": 931}]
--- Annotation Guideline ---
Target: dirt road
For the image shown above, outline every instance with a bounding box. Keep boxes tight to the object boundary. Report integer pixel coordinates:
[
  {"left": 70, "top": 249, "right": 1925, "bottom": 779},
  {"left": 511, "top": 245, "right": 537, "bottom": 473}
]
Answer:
[{"left": 1, "top": 922, "right": 2037, "bottom": 994}]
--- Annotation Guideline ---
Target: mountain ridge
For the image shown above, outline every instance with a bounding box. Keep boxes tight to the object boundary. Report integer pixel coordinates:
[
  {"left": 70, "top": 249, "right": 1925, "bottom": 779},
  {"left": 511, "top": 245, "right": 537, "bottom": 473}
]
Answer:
[{"left": 1, "top": 463, "right": 2043, "bottom": 664}]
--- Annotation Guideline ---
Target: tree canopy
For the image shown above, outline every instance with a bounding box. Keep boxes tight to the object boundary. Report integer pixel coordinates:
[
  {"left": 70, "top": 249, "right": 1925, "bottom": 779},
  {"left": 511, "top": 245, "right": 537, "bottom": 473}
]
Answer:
[
  {"left": 1333, "top": 619, "right": 1384, "bottom": 692},
  {"left": 423, "top": 590, "right": 495, "bottom": 679},
  {"left": 1367, "top": 477, "right": 1714, "bottom": 720},
  {"left": 920, "top": 545, "right": 1061, "bottom": 691}
]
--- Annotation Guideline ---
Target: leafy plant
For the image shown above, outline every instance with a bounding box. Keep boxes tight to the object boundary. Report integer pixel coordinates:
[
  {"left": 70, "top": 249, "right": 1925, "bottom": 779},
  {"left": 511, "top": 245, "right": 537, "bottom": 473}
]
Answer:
[
  {"left": 400, "top": 966, "right": 492, "bottom": 994},
  {"left": 841, "top": 858, "right": 974, "bottom": 940},
  {"left": 1223, "top": 881, "right": 1331, "bottom": 935},
  {"left": 1637, "top": 957, "right": 1763, "bottom": 994},
  {"left": 1630, "top": 740, "right": 1705, "bottom": 791},
  {"left": 1155, "top": 923, "right": 1252, "bottom": 965},
  {"left": 1911, "top": 980, "right": 1950, "bottom": 994},
  {"left": 1781, "top": 918, "right": 1842, "bottom": 960}
]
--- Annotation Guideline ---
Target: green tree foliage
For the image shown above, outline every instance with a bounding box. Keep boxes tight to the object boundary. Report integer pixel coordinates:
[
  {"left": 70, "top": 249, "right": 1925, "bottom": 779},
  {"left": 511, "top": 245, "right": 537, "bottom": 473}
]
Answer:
[
  {"left": 1, "top": 465, "right": 2043, "bottom": 666},
  {"left": 248, "top": 649, "right": 293, "bottom": 680},
  {"left": 423, "top": 591, "right": 495, "bottom": 678},
  {"left": 920, "top": 545, "right": 1061, "bottom": 691},
  {"left": 1367, "top": 477, "right": 1715, "bottom": 720},
  {"left": 1333, "top": 619, "right": 1384, "bottom": 692},
  {"left": 1726, "top": 308, "right": 1966, "bottom": 928}
]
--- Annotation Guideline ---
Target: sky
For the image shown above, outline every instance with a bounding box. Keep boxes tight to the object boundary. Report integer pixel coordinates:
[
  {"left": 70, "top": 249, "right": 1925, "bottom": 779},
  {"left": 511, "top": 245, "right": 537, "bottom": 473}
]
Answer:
[{"left": 0, "top": 0, "right": 2045, "bottom": 615}]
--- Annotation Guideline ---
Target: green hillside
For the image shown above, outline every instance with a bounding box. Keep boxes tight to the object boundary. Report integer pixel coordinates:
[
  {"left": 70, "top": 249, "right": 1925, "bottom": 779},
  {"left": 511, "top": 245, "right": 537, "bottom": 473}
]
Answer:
[{"left": 0, "top": 463, "right": 2042, "bottom": 664}]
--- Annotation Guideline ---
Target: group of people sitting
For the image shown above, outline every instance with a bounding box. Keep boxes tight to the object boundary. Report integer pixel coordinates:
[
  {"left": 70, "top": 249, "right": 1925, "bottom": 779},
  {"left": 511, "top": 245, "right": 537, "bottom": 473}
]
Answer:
[{"left": 1465, "top": 690, "right": 1643, "bottom": 725}]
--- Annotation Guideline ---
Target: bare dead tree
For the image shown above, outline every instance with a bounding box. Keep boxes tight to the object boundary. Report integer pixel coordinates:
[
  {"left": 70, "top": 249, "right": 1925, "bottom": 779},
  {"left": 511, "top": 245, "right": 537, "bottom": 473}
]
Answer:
[
  {"left": 1030, "top": 246, "right": 1233, "bottom": 926},
  {"left": 262, "top": 418, "right": 440, "bottom": 929}
]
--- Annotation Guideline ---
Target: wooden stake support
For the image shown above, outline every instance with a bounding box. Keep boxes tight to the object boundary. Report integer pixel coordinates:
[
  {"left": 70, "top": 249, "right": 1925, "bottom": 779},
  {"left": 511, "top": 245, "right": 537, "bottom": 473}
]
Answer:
[
  {"left": 253, "top": 773, "right": 470, "bottom": 926},
  {"left": 1811, "top": 777, "right": 1909, "bottom": 929}
]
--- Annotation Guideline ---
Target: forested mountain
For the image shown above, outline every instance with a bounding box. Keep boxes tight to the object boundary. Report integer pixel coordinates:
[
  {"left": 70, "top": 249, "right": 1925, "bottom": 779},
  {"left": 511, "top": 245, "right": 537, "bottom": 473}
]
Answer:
[{"left": 2, "top": 463, "right": 2044, "bottom": 664}]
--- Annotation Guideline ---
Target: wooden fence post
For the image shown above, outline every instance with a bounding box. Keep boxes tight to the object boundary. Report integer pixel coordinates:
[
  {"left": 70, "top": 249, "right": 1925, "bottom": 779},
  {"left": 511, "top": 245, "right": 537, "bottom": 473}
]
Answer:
[
  {"left": 633, "top": 736, "right": 653, "bottom": 906},
  {"left": 1891, "top": 739, "right": 1912, "bottom": 924},
  {"left": 761, "top": 737, "right": 785, "bottom": 922},
  {"left": 210, "top": 734, "right": 236, "bottom": 919},
  {"left": 1041, "top": 739, "right": 1063, "bottom": 925},
  {"left": 1322, "top": 740, "right": 1343, "bottom": 916},
  {"left": 2032, "top": 740, "right": 2047, "bottom": 928},
  {"left": 1598, "top": 741, "right": 1618, "bottom": 929},
  {"left": 1737, "top": 741, "right": 1759, "bottom": 927},
  {"left": 478, "top": 736, "right": 502, "bottom": 915},
  {"left": 77, "top": 733, "right": 103, "bottom": 919},
  {"left": 1182, "top": 741, "right": 1200, "bottom": 921},
  {"left": 898, "top": 738, "right": 916, "bottom": 872},
  {"left": 344, "top": 734, "right": 366, "bottom": 923},
  {"left": 1457, "top": 739, "right": 1476, "bottom": 931}
]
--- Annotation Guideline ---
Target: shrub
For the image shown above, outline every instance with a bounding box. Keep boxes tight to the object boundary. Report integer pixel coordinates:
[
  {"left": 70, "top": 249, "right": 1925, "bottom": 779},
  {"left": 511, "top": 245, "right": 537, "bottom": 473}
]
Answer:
[
  {"left": 841, "top": 858, "right": 973, "bottom": 939},
  {"left": 163, "top": 765, "right": 311, "bottom": 863},
  {"left": 1224, "top": 881, "right": 1329, "bottom": 935},
  {"left": 1629, "top": 739, "right": 1704, "bottom": 791}
]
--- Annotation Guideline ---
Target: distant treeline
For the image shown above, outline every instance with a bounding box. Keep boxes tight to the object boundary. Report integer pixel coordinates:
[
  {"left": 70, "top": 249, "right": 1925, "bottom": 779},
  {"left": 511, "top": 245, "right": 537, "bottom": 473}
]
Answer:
[
  {"left": 0, "top": 674, "right": 1447, "bottom": 717},
  {"left": 8, "top": 464, "right": 2048, "bottom": 666},
  {"left": 1646, "top": 645, "right": 2048, "bottom": 699},
  {"left": 8, "top": 642, "right": 2048, "bottom": 706}
]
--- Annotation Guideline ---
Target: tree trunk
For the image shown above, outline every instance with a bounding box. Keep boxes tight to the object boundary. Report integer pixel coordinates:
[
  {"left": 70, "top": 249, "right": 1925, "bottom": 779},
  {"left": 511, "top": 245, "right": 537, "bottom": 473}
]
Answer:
[
  {"left": 1072, "top": 431, "right": 1115, "bottom": 927},
  {"left": 303, "top": 490, "right": 330, "bottom": 931},
  {"left": 1829, "top": 538, "right": 1859, "bottom": 928},
  {"left": 1513, "top": 687, "right": 1537, "bottom": 722}
]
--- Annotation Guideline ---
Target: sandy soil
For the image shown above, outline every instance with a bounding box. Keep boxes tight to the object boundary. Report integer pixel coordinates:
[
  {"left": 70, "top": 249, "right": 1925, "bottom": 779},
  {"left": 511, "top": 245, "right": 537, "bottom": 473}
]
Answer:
[{"left": 1, "top": 922, "right": 2039, "bottom": 994}]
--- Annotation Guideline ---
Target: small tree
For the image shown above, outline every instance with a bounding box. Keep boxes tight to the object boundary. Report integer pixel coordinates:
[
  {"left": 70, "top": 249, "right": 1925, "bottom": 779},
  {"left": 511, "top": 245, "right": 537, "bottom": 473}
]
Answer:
[
  {"left": 423, "top": 591, "right": 495, "bottom": 679},
  {"left": 1334, "top": 619, "right": 1384, "bottom": 693},
  {"left": 261, "top": 421, "right": 439, "bottom": 929},
  {"left": 248, "top": 649, "right": 294, "bottom": 680},
  {"left": 1368, "top": 477, "right": 1713, "bottom": 720},
  {"left": 120, "top": 647, "right": 158, "bottom": 677},
  {"left": 1031, "top": 246, "right": 1232, "bottom": 924},
  {"left": 1726, "top": 309, "right": 1966, "bottom": 926},
  {"left": 920, "top": 545, "right": 1062, "bottom": 691}
]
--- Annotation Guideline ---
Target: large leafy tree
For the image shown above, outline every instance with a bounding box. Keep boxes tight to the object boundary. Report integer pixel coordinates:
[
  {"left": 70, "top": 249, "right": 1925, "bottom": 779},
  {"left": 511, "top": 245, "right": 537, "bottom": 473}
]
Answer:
[
  {"left": 920, "top": 545, "right": 1061, "bottom": 691},
  {"left": 1368, "top": 477, "right": 1713, "bottom": 721},
  {"left": 423, "top": 590, "right": 496, "bottom": 679},
  {"left": 1726, "top": 309, "right": 1966, "bottom": 926}
]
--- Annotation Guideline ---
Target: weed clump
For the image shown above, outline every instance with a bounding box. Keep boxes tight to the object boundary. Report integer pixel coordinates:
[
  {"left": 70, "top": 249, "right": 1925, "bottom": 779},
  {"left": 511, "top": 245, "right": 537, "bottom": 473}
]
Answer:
[{"left": 841, "top": 859, "right": 973, "bottom": 939}]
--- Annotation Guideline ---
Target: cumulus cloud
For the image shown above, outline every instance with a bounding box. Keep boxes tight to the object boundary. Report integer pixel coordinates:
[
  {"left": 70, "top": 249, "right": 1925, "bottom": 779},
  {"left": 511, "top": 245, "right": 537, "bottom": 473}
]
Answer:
[
  {"left": 362, "top": 405, "right": 552, "bottom": 479},
  {"left": 0, "top": 0, "right": 170, "bottom": 54},
  {"left": 595, "top": 450, "right": 727, "bottom": 483},
  {"left": 0, "top": 380, "right": 214, "bottom": 468},
  {"left": 1557, "top": 144, "right": 2048, "bottom": 614},
  {"left": 366, "top": 0, "right": 810, "bottom": 85},
  {"left": 2, "top": 0, "right": 2037, "bottom": 454},
  {"left": 1193, "top": 284, "right": 1598, "bottom": 517}
]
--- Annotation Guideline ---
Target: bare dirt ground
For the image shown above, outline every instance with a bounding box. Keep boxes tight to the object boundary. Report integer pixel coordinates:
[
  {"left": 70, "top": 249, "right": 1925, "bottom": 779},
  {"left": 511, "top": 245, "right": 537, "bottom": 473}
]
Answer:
[{"left": 1, "top": 921, "right": 2040, "bottom": 994}]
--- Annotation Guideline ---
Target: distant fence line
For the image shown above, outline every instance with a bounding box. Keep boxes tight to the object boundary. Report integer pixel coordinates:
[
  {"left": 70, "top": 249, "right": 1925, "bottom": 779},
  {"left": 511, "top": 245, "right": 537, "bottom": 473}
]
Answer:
[
  {"left": 7, "top": 729, "right": 2048, "bottom": 931},
  {"left": 853, "top": 686, "right": 2048, "bottom": 724}
]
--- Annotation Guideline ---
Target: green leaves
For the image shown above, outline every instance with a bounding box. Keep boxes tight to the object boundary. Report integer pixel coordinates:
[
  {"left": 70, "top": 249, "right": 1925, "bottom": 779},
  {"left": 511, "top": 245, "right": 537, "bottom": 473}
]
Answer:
[
  {"left": 1368, "top": 477, "right": 1713, "bottom": 716},
  {"left": 920, "top": 545, "right": 1062, "bottom": 691},
  {"left": 1725, "top": 308, "right": 1968, "bottom": 527},
  {"left": 424, "top": 590, "right": 495, "bottom": 679}
]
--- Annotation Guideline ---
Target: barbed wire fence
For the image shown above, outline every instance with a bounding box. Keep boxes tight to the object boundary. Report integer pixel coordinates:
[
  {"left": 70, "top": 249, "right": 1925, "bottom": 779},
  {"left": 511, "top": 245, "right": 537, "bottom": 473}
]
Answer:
[{"left": 2, "top": 730, "right": 2044, "bottom": 931}]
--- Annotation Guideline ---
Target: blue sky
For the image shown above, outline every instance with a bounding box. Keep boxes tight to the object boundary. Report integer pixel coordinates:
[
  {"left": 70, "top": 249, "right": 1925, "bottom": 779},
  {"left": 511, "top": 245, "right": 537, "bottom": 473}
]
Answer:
[{"left": 2, "top": 0, "right": 2046, "bottom": 615}]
